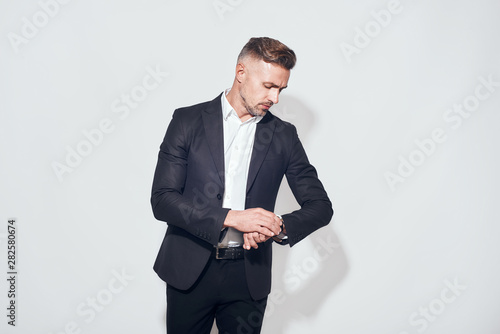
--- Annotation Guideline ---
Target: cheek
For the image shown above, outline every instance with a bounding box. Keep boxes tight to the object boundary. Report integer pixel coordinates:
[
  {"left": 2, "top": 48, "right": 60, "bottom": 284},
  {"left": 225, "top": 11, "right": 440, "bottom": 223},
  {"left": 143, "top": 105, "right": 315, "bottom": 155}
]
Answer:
[
  {"left": 244, "top": 82, "right": 256, "bottom": 96},
  {"left": 244, "top": 82, "right": 267, "bottom": 104},
  {"left": 254, "top": 87, "right": 268, "bottom": 101}
]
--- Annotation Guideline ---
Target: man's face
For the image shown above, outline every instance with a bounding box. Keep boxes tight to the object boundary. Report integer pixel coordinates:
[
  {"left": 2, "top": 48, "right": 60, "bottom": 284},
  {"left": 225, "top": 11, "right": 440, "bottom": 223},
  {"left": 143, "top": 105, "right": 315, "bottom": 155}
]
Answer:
[{"left": 238, "top": 58, "right": 290, "bottom": 117}]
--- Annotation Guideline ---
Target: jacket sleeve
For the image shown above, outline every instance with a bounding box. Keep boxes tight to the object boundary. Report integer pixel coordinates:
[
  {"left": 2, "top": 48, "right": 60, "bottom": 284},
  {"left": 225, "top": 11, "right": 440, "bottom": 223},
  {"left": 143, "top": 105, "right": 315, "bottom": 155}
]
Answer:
[
  {"left": 280, "top": 126, "right": 333, "bottom": 247},
  {"left": 150, "top": 109, "right": 229, "bottom": 246}
]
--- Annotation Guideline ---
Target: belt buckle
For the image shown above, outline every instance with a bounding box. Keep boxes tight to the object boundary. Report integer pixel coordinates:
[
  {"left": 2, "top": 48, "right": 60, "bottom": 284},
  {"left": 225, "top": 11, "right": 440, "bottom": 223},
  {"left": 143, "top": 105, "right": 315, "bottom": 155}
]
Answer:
[
  {"left": 215, "top": 247, "right": 223, "bottom": 260},
  {"left": 215, "top": 246, "right": 230, "bottom": 260},
  {"left": 215, "top": 246, "right": 241, "bottom": 260}
]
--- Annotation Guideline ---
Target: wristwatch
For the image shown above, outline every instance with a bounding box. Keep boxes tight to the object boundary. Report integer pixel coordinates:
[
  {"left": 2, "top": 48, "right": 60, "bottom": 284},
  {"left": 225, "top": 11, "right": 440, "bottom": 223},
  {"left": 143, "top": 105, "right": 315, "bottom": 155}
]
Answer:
[{"left": 272, "top": 215, "right": 289, "bottom": 244}]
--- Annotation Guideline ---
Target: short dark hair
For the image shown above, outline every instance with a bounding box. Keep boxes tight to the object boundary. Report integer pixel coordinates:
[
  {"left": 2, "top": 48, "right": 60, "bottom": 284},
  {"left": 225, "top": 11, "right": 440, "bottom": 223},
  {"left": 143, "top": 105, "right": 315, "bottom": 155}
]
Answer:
[{"left": 237, "top": 37, "right": 296, "bottom": 70}]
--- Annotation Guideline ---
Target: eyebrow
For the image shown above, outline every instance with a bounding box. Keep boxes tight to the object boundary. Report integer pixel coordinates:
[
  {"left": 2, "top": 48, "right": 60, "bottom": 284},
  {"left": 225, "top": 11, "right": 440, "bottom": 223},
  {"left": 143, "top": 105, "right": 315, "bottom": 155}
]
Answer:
[{"left": 263, "top": 82, "right": 288, "bottom": 91}]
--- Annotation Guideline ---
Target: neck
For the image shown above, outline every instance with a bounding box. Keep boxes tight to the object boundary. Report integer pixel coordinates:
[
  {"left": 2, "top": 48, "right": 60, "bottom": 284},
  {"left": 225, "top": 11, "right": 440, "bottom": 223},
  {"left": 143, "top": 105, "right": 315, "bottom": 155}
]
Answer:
[{"left": 226, "top": 86, "right": 253, "bottom": 122}]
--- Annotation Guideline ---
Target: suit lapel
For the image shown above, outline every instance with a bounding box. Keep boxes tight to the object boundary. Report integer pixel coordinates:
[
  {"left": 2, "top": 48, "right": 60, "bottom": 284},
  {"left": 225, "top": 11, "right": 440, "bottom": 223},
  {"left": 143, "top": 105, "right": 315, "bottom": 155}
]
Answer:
[
  {"left": 201, "top": 95, "right": 276, "bottom": 192},
  {"left": 201, "top": 94, "right": 225, "bottom": 186},
  {"left": 246, "top": 112, "right": 276, "bottom": 193}
]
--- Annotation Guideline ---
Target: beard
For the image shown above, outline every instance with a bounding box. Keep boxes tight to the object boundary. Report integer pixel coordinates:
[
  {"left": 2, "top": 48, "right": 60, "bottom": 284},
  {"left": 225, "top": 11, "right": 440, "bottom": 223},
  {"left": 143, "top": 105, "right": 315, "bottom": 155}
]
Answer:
[{"left": 240, "top": 91, "right": 273, "bottom": 117}]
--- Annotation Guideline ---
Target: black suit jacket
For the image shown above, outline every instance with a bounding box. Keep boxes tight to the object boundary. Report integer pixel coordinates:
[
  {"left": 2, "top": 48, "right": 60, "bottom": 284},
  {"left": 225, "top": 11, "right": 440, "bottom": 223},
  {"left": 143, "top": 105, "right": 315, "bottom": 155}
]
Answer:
[{"left": 151, "top": 93, "right": 333, "bottom": 300}]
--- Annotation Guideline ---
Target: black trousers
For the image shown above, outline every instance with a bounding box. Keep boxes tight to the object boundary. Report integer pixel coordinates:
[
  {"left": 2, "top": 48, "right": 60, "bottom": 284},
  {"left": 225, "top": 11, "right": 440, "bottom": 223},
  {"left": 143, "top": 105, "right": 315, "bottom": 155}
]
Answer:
[{"left": 166, "top": 256, "right": 268, "bottom": 334}]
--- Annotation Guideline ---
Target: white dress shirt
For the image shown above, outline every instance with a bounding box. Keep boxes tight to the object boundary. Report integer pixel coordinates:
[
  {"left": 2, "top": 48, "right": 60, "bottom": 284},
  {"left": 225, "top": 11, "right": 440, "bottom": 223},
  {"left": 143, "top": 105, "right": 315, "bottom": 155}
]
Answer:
[{"left": 218, "top": 89, "right": 263, "bottom": 247}]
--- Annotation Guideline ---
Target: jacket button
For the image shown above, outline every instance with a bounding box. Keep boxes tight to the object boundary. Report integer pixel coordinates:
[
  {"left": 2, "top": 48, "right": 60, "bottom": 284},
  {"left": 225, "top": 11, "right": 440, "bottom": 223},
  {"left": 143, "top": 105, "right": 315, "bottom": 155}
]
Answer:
[{"left": 217, "top": 194, "right": 222, "bottom": 200}]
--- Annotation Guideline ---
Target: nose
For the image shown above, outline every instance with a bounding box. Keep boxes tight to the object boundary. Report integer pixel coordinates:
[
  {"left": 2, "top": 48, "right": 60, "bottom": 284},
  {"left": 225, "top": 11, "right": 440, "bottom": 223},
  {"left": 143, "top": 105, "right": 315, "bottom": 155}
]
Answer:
[{"left": 269, "top": 88, "right": 280, "bottom": 104}]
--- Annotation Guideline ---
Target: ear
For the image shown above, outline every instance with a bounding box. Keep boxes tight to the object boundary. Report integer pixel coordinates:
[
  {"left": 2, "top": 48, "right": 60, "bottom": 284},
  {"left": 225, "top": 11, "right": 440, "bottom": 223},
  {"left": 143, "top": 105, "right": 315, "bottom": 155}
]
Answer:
[{"left": 235, "top": 63, "right": 245, "bottom": 83}]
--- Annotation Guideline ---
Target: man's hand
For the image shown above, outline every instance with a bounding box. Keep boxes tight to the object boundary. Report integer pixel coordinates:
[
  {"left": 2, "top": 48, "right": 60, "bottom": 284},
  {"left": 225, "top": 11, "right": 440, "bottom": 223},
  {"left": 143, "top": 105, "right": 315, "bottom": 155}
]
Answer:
[
  {"left": 243, "top": 232, "right": 271, "bottom": 250},
  {"left": 223, "top": 208, "right": 281, "bottom": 239}
]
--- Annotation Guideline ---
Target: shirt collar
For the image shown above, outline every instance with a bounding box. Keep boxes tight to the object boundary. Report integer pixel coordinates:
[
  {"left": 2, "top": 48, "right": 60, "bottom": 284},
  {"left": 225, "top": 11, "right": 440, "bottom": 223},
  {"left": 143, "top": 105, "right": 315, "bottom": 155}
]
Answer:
[{"left": 222, "top": 89, "right": 235, "bottom": 121}]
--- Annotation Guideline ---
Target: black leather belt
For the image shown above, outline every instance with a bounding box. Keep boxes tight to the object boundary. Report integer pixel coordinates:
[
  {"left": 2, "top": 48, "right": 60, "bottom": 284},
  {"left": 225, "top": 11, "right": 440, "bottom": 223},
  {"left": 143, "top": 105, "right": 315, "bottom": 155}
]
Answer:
[{"left": 214, "top": 246, "right": 244, "bottom": 260}]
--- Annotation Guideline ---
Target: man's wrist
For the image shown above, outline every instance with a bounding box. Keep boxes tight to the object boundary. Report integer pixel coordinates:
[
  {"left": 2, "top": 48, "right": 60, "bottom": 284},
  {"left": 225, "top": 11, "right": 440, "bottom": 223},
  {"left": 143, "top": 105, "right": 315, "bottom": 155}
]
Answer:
[
  {"left": 223, "top": 210, "right": 235, "bottom": 229},
  {"left": 272, "top": 215, "right": 288, "bottom": 243}
]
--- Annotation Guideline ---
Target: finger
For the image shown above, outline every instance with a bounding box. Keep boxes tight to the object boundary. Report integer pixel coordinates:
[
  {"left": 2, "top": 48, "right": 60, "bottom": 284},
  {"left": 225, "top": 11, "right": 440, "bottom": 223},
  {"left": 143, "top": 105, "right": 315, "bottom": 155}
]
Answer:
[
  {"left": 246, "top": 209, "right": 281, "bottom": 234},
  {"left": 273, "top": 216, "right": 282, "bottom": 234},
  {"left": 275, "top": 215, "right": 282, "bottom": 227},
  {"left": 249, "top": 233, "right": 259, "bottom": 249},
  {"left": 244, "top": 233, "right": 258, "bottom": 250},
  {"left": 258, "top": 232, "right": 266, "bottom": 243},
  {"left": 259, "top": 217, "right": 280, "bottom": 235},
  {"left": 252, "top": 232, "right": 264, "bottom": 244},
  {"left": 243, "top": 233, "right": 251, "bottom": 250},
  {"left": 257, "top": 226, "right": 275, "bottom": 237},
  {"left": 254, "top": 215, "right": 280, "bottom": 234},
  {"left": 259, "top": 209, "right": 281, "bottom": 223},
  {"left": 266, "top": 214, "right": 282, "bottom": 235},
  {"left": 250, "top": 233, "right": 260, "bottom": 249}
]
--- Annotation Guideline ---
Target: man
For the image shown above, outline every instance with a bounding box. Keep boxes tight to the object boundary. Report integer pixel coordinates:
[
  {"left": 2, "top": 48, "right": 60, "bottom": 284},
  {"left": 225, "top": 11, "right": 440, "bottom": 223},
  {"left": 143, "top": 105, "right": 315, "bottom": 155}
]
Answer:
[{"left": 151, "top": 37, "right": 333, "bottom": 333}]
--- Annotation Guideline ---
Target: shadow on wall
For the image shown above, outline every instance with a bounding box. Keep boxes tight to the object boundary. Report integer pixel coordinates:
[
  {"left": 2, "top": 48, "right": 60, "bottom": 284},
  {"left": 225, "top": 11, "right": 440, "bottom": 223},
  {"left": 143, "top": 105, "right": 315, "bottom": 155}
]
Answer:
[
  {"left": 266, "top": 185, "right": 347, "bottom": 333},
  {"left": 266, "top": 95, "right": 348, "bottom": 332},
  {"left": 270, "top": 94, "right": 314, "bottom": 137}
]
